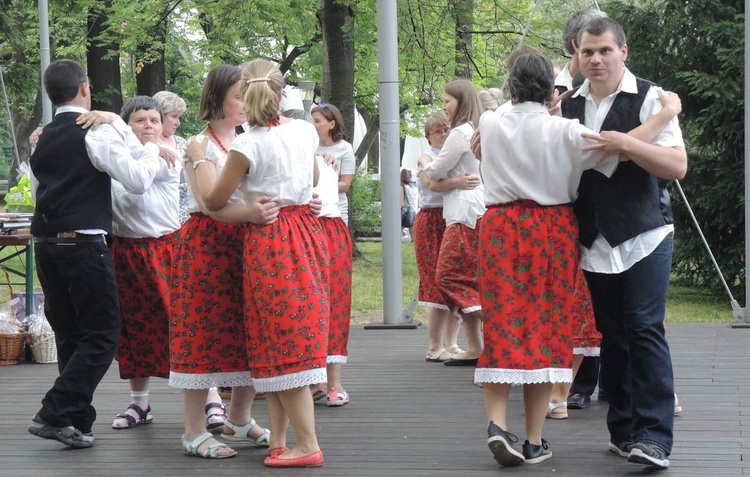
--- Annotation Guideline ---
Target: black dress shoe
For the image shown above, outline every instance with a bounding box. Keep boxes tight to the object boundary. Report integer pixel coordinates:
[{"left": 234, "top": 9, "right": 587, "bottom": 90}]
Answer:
[
  {"left": 567, "top": 392, "right": 591, "bottom": 410},
  {"left": 443, "top": 357, "right": 478, "bottom": 366}
]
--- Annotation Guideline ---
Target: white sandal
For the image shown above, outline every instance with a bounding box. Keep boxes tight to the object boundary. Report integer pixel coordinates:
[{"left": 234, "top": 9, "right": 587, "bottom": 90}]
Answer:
[
  {"left": 221, "top": 419, "right": 271, "bottom": 447},
  {"left": 182, "top": 432, "right": 237, "bottom": 459},
  {"left": 546, "top": 401, "right": 568, "bottom": 419}
]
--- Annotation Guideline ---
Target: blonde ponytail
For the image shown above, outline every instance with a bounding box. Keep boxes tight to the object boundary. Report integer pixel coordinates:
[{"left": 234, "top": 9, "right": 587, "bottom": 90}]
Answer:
[{"left": 240, "top": 59, "right": 284, "bottom": 126}]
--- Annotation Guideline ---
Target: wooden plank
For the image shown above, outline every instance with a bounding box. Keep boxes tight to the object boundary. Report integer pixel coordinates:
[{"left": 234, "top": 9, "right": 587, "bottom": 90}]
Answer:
[{"left": 0, "top": 323, "right": 747, "bottom": 476}]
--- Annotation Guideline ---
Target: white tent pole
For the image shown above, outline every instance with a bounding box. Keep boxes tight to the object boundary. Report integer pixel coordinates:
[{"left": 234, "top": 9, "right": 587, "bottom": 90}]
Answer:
[
  {"left": 742, "top": 0, "right": 750, "bottom": 324},
  {"left": 39, "top": 0, "right": 52, "bottom": 125}
]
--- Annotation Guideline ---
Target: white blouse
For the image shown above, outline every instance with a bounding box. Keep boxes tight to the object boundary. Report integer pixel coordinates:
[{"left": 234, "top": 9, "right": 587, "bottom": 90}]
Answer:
[
  {"left": 185, "top": 133, "right": 246, "bottom": 213},
  {"left": 422, "top": 122, "right": 485, "bottom": 228},
  {"left": 229, "top": 119, "right": 319, "bottom": 207},
  {"left": 417, "top": 147, "right": 444, "bottom": 209},
  {"left": 313, "top": 155, "right": 341, "bottom": 219},
  {"left": 478, "top": 102, "right": 617, "bottom": 206}
]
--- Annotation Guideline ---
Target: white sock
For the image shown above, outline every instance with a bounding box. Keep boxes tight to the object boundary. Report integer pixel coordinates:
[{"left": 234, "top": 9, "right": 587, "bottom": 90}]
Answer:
[{"left": 131, "top": 390, "right": 149, "bottom": 410}]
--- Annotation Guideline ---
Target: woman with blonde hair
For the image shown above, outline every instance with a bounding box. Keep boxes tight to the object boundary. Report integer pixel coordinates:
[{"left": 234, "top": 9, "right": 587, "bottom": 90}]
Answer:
[
  {"left": 418, "top": 79, "right": 485, "bottom": 367},
  {"left": 478, "top": 88, "right": 503, "bottom": 112},
  {"left": 190, "top": 59, "right": 328, "bottom": 468}
]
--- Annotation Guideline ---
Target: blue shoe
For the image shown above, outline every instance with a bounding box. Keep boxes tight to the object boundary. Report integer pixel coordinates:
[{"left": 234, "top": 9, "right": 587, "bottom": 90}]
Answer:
[
  {"left": 487, "top": 421, "right": 524, "bottom": 466},
  {"left": 608, "top": 440, "right": 633, "bottom": 458},
  {"left": 628, "top": 442, "right": 669, "bottom": 468}
]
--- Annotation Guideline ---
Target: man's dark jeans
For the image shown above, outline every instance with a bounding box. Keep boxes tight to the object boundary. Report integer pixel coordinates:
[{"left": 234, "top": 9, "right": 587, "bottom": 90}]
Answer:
[{"left": 584, "top": 234, "right": 675, "bottom": 453}]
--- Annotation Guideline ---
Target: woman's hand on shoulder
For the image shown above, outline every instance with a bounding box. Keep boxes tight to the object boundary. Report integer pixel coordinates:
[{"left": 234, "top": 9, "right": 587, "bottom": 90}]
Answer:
[
  {"left": 77, "top": 111, "right": 120, "bottom": 130},
  {"left": 184, "top": 135, "right": 209, "bottom": 163}
]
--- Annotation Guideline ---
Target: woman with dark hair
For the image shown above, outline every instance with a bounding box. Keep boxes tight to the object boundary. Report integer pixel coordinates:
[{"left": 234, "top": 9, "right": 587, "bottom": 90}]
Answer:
[
  {"left": 418, "top": 79, "right": 485, "bottom": 367},
  {"left": 175, "top": 64, "right": 274, "bottom": 459},
  {"left": 311, "top": 103, "right": 355, "bottom": 225},
  {"left": 190, "top": 59, "right": 327, "bottom": 468},
  {"left": 475, "top": 52, "right": 680, "bottom": 467}
]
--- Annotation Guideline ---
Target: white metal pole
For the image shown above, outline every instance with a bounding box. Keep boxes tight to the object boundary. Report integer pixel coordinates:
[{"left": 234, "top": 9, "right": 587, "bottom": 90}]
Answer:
[
  {"left": 743, "top": 0, "right": 750, "bottom": 322},
  {"left": 38, "top": 0, "right": 52, "bottom": 124},
  {"left": 374, "top": 0, "right": 403, "bottom": 325}
]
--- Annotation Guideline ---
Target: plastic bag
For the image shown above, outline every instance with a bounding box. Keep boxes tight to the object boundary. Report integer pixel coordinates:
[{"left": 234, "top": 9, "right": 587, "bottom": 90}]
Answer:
[
  {"left": 26, "top": 300, "right": 53, "bottom": 345},
  {"left": 0, "top": 307, "right": 24, "bottom": 334},
  {"left": 5, "top": 162, "right": 36, "bottom": 213}
]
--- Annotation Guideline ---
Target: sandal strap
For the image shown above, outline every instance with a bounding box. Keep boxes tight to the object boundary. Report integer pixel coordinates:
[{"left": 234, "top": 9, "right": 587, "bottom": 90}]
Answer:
[
  {"left": 224, "top": 418, "right": 257, "bottom": 437},
  {"left": 114, "top": 413, "right": 136, "bottom": 427},
  {"left": 182, "top": 432, "right": 214, "bottom": 454},
  {"left": 204, "top": 402, "right": 226, "bottom": 417},
  {"left": 127, "top": 403, "right": 151, "bottom": 420}
]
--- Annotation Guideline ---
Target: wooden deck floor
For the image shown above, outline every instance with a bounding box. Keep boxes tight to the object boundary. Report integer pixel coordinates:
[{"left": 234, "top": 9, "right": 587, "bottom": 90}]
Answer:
[{"left": 1, "top": 323, "right": 748, "bottom": 476}]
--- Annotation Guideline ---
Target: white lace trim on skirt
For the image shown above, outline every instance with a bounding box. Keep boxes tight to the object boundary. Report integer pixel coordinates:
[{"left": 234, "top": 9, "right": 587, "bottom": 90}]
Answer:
[
  {"left": 574, "top": 346, "right": 600, "bottom": 357},
  {"left": 169, "top": 371, "right": 253, "bottom": 389},
  {"left": 327, "top": 355, "right": 348, "bottom": 364},
  {"left": 474, "top": 367, "right": 573, "bottom": 385},
  {"left": 418, "top": 301, "right": 450, "bottom": 311},
  {"left": 253, "top": 368, "right": 327, "bottom": 393}
]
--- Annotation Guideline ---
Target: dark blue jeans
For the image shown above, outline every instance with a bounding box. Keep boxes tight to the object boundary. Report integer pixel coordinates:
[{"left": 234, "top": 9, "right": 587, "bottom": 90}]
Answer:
[
  {"left": 34, "top": 241, "right": 121, "bottom": 433},
  {"left": 584, "top": 234, "right": 674, "bottom": 454}
]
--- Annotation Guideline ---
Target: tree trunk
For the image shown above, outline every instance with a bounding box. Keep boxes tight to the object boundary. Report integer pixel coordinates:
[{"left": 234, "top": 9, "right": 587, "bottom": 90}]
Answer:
[
  {"left": 453, "top": 0, "right": 474, "bottom": 79},
  {"left": 87, "top": 1, "right": 123, "bottom": 113},
  {"left": 135, "top": 22, "right": 167, "bottom": 96}
]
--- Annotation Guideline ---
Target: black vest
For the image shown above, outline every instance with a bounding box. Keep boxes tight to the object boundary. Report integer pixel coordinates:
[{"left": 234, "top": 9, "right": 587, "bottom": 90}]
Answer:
[
  {"left": 562, "top": 78, "right": 674, "bottom": 248},
  {"left": 30, "top": 112, "right": 113, "bottom": 235}
]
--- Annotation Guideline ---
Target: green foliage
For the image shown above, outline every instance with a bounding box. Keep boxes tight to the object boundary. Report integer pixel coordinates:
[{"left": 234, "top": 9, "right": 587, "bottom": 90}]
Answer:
[
  {"left": 608, "top": 0, "right": 744, "bottom": 301},
  {"left": 351, "top": 168, "right": 381, "bottom": 238}
]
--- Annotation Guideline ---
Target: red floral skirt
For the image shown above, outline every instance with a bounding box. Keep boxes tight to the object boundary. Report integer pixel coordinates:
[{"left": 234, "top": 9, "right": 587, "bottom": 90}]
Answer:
[
  {"left": 320, "top": 217, "right": 352, "bottom": 362},
  {"left": 413, "top": 207, "right": 449, "bottom": 309},
  {"left": 476, "top": 202, "right": 576, "bottom": 383},
  {"left": 112, "top": 232, "right": 177, "bottom": 379},
  {"left": 435, "top": 222, "right": 481, "bottom": 314},
  {"left": 170, "top": 214, "right": 249, "bottom": 376},
  {"left": 244, "top": 206, "right": 329, "bottom": 390},
  {"left": 572, "top": 267, "right": 601, "bottom": 352}
]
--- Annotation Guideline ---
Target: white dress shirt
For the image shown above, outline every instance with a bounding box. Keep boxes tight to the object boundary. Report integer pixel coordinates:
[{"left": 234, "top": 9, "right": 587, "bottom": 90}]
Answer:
[
  {"left": 572, "top": 68, "right": 685, "bottom": 274},
  {"left": 479, "top": 102, "right": 617, "bottom": 206},
  {"left": 422, "top": 123, "right": 485, "bottom": 228}
]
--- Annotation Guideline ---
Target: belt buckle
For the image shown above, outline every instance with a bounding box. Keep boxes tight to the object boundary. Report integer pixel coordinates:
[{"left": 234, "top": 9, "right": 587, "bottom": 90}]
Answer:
[{"left": 57, "top": 231, "right": 76, "bottom": 238}]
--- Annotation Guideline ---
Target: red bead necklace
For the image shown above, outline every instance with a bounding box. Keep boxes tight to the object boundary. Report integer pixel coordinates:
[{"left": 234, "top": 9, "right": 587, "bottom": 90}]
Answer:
[{"left": 206, "top": 125, "right": 234, "bottom": 154}]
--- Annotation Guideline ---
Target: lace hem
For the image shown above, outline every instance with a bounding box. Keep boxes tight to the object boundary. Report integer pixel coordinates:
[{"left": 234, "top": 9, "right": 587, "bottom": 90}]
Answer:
[
  {"left": 461, "top": 305, "right": 482, "bottom": 314},
  {"left": 326, "top": 355, "right": 348, "bottom": 364},
  {"left": 253, "top": 368, "right": 327, "bottom": 393},
  {"left": 418, "top": 301, "right": 449, "bottom": 311},
  {"left": 169, "top": 371, "right": 253, "bottom": 389},
  {"left": 574, "top": 347, "right": 600, "bottom": 357},
  {"left": 474, "top": 367, "right": 573, "bottom": 386}
]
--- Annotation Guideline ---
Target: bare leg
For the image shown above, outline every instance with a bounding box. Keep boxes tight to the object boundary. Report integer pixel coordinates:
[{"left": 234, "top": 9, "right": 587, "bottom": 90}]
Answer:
[
  {"left": 523, "top": 382, "right": 553, "bottom": 445},
  {"left": 275, "top": 386, "right": 320, "bottom": 459},
  {"left": 427, "top": 308, "right": 449, "bottom": 352},
  {"left": 445, "top": 312, "right": 461, "bottom": 348},
  {"left": 327, "top": 363, "right": 343, "bottom": 392},
  {"left": 549, "top": 354, "right": 583, "bottom": 406},
  {"left": 265, "top": 392, "right": 289, "bottom": 450},
  {"left": 183, "top": 388, "right": 234, "bottom": 456},
  {"left": 454, "top": 310, "right": 483, "bottom": 359},
  {"left": 483, "top": 382, "right": 512, "bottom": 429}
]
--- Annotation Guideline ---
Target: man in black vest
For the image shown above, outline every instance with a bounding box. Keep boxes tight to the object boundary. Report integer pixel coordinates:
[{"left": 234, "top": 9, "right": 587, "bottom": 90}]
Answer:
[
  {"left": 561, "top": 18, "right": 687, "bottom": 469},
  {"left": 28, "top": 59, "right": 161, "bottom": 448}
]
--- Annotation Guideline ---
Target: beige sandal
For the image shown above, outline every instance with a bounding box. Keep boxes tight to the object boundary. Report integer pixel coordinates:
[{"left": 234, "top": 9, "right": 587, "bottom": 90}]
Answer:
[
  {"left": 221, "top": 419, "right": 270, "bottom": 447},
  {"left": 182, "top": 432, "right": 237, "bottom": 459},
  {"left": 546, "top": 401, "right": 568, "bottom": 419}
]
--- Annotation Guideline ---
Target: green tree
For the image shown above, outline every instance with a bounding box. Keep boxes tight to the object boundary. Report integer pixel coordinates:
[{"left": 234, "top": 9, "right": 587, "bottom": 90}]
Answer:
[{"left": 609, "top": 0, "right": 744, "bottom": 300}]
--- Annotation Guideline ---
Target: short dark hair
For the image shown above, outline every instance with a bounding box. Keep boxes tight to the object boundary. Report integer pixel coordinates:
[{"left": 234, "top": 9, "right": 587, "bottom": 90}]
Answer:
[
  {"left": 562, "top": 9, "right": 608, "bottom": 55},
  {"left": 120, "top": 96, "right": 162, "bottom": 124},
  {"left": 507, "top": 54, "right": 554, "bottom": 105},
  {"left": 311, "top": 103, "right": 345, "bottom": 142},
  {"left": 197, "top": 64, "right": 241, "bottom": 121},
  {"left": 43, "top": 59, "right": 87, "bottom": 106},
  {"left": 505, "top": 44, "right": 543, "bottom": 72},
  {"left": 578, "top": 17, "right": 627, "bottom": 48}
]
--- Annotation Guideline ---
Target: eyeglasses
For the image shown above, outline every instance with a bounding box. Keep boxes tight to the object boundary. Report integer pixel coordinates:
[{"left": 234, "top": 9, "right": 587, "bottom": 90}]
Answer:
[{"left": 429, "top": 128, "right": 450, "bottom": 137}]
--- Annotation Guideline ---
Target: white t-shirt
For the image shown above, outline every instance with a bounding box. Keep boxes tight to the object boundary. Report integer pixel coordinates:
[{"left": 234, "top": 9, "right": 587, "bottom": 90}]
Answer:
[
  {"left": 417, "top": 148, "right": 444, "bottom": 209},
  {"left": 422, "top": 123, "right": 485, "bottom": 228},
  {"left": 317, "top": 140, "right": 355, "bottom": 223},
  {"left": 229, "top": 119, "right": 319, "bottom": 207},
  {"left": 313, "top": 155, "right": 341, "bottom": 218}
]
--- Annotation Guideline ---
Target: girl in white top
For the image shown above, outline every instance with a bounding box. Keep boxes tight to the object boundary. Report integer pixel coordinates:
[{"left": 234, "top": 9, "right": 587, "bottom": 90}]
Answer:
[
  {"left": 191, "top": 59, "right": 327, "bottom": 468},
  {"left": 312, "top": 103, "right": 355, "bottom": 224},
  {"left": 418, "top": 79, "right": 485, "bottom": 366}
]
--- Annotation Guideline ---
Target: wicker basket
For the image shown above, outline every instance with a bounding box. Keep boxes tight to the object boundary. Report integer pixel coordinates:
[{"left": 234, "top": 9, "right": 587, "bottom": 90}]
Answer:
[
  {"left": 30, "top": 334, "right": 57, "bottom": 364},
  {"left": 0, "top": 331, "right": 28, "bottom": 365}
]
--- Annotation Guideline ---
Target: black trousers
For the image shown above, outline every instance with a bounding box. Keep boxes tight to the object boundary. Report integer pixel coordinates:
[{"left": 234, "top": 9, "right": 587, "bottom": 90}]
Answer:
[
  {"left": 34, "top": 241, "right": 120, "bottom": 433},
  {"left": 570, "top": 356, "right": 600, "bottom": 397}
]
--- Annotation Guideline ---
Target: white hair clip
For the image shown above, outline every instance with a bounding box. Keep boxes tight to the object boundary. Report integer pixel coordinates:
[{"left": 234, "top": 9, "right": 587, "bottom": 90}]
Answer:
[{"left": 247, "top": 77, "right": 271, "bottom": 84}]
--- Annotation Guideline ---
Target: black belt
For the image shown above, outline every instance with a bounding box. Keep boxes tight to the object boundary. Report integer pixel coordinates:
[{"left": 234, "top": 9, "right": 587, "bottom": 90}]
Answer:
[{"left": 33, "top": 234, "right": 105, "bottom": 244}]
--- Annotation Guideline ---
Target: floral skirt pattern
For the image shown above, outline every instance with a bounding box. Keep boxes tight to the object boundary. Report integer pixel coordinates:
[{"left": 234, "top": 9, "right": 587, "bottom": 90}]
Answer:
[
  {"left": 320, "top": 217, "right": 352, "bottom": 363},
  {"left": 244, "top": 206, "right": 329, "bottom": 392},
  {"left": 111, "top": 232, "right": 177, "bottom": 380},
  {"left": 475, "top": 202, "right": 576, "bottom": 385},
  {"left": 435, "top": 222, "right": 481, "bottom": 314},
  {"left": 572, "top": 267, "right": 601, "bottom": 355},
  {"left": 169, "top": 213, "right": 252, "bottom": 387},
  {"left": 413, "top": 207, "right": 449, "bottom": 309}
]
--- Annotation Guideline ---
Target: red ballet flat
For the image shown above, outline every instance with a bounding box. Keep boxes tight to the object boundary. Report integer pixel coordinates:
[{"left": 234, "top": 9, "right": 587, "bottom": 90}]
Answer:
[
  {"left": 263, "top": 450, "right": 324, "bottom": 468},
  {"left": 267, "top": 446, "right": 289, "bottom": 458}
]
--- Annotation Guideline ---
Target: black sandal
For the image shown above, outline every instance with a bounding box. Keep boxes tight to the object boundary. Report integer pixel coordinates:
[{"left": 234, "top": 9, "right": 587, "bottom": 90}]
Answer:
[
  {"left": 205, "top": 402, "right": 227, "bottom": 433},
  {"left": 112, "top": 403, "right": 153, "bottom": 429}
]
